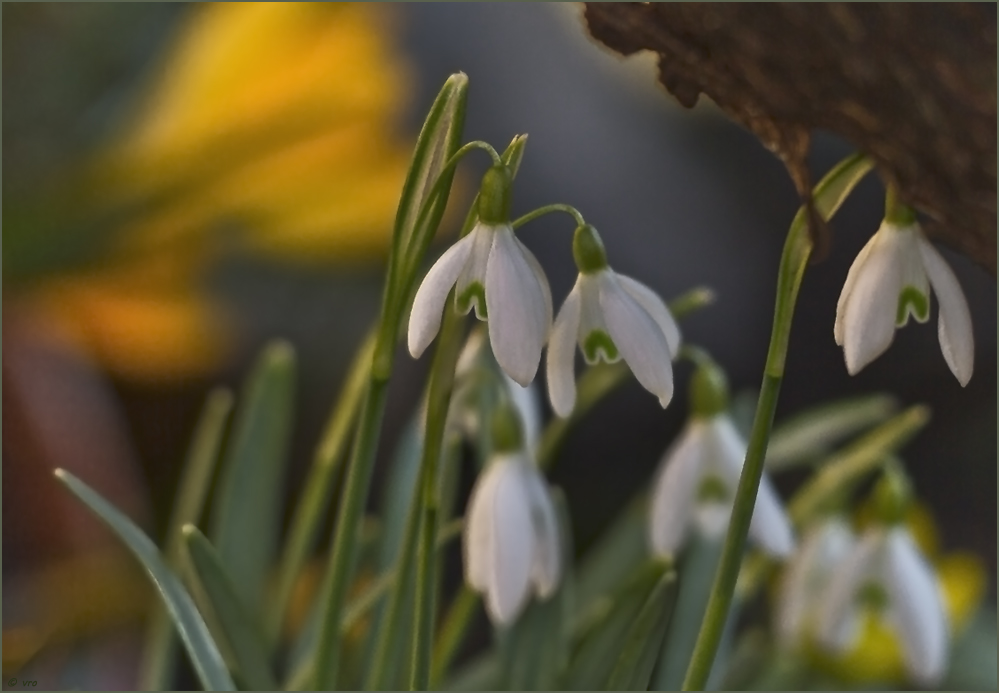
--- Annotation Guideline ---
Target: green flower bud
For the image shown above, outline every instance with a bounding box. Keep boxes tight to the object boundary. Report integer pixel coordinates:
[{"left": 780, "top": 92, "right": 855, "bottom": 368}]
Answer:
[
  {"left": 871, "top": 467, "right": 913, "bottom": 526},
  {"left": 883, "top": 185, "right": 917, "bottom": 226},
  {"left": 572, "top": 224, "right": 609, "bottom": 274},
  {"left": 689, "top": 359, "right": 730, "bottom": 418},
  {"left": 477, "top": 165, "right": 513, "bottom": 224},
  {"left": 490, "top": 400, "right": 524, "bottom": 454}
]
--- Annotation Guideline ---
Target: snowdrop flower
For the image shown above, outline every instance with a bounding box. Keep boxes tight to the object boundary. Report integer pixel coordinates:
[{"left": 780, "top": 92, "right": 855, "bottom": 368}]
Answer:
[
  {"left": 815, "top": 525, "right": 947, "bottom": 686},
  {"left": 450, "top": 328, "right": 542, "bottom": 452},
  {"left": 835, "top": 197, "right": 974, "bottom": 386},
  {"left": 463, "top": 404, "right": 561, "bottom": 625},
  {"left": 649, "top": 360, "right": 794, "bottom": 559},
  {"left": 775, "top": 517, "right": 855, "bottom": 648},
  {"left": 409, "top": 165, "right": 552, "bottom": 387},
  {"left": 547, "top": 224, "right": 680, "bottom": 417}
]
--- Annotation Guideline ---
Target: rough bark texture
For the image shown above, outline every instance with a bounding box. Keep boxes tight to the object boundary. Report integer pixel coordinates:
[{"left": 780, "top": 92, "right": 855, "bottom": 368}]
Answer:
[{"left": 585, "top": 3, "right": 997, "bottom": 275}]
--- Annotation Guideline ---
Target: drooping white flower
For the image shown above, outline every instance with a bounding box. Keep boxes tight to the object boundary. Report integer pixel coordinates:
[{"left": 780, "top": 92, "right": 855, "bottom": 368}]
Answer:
[
  {"left": 450, "top": 329, "right": 543, "bottom": 452},
  {"left": 408, "top": 220, "right": 552, "bottom": 387},
  {"left": 547, "top": 224, "right": 679, "bottom": 417},
  {"left": 775, "top": 517, "right": 855, "bottom": 649},
  {"left": 463, "top": 452, "right": 561, "bottom": 625},
  {"left": 815, "top": 525, "right": 947, "bottom": 687},
  {"left": 649, "top": 413, "right": 794, "bottom": 559},
  {"left": 408, "top": 164, "right": 553, "bottom": 387},
  {"left": 835, "top": 219, "right": 974, "bottom": 386}
]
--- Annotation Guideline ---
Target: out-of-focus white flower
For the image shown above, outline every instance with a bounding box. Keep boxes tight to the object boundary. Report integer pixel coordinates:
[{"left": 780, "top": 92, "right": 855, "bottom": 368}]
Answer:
[
  {"left": 835, "top": 219, "right": 974, "bottom": 386},
  {"left": 649, "top": 413, "right": 794, "bottom": 559},
  {"left": 449, "top": 329, "right": 542, "bottom": 452},
  {"left": 463, "top": 452, "right": 561, "bottom": 625},
  {"left": 815, "top": 525, "right": 948, "bottom": 687},
  {"left": 547, "top": 224, "right": 679, "bottom": 417},
  {"left": 408, "top": 166, "right": 552, "bottom": 387},
  {"left": 775, "top": 517, "right": 855, "bottom": 648}
]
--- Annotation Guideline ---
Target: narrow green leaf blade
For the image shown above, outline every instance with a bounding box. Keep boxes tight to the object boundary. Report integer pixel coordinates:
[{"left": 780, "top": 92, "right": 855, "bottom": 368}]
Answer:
[
  {"left": 210, "top": 340, "right": 296, "bottom": 611},
  {"left": 140, "top": 388, "right": 233, "bottom": 691},
  {"left": 766, "top": 393, "right": 898, "bottom": 470},
  {"left": 55, "top": 469, "right": 235, "bottom": 691},
  {"left": 564, "top": 560, "right": 669, "bottom": 690},
  {"left": 268, "top": 331, "right": 373, "bottom": 642},
  {"left": 606, "top": 568, "right": 678, "bottom": 691},
  {"left": 182, "top": 525, "right": 278, "bottom": 691}
]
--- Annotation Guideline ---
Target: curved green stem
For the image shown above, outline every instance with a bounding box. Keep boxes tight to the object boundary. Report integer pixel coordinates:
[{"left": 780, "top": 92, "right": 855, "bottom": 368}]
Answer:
[
  {"left": 511, "top": 203, "right": 585, "bottom": 230},
  {"left": 410, "top": 302, "right": 466, "bottom": 690},
  {"left": 681, "top": 153, "right": 873, "bottom": 691}
]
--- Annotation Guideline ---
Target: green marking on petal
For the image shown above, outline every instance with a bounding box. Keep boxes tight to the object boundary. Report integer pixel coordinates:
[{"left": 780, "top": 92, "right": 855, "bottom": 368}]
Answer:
[
  {"left": 697, "top": 475, "right": 730, "bottom": 503},
  {"left": 456, "top": 282, "right": 487, "bottom": 320},
  {"left": 582, "top": 330, "right": 619, "bottom": 364},
  {"left": 857, "top": 580, "right": 889, "bottom": 613},
  {"left": 896, "top": 286, "right": 930, "bottom": 326}
]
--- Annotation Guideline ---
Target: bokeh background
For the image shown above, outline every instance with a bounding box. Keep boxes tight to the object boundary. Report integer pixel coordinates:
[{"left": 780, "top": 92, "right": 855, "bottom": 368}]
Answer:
[{"left": 3, "top": 4, "right": 995, "bottom": 689}]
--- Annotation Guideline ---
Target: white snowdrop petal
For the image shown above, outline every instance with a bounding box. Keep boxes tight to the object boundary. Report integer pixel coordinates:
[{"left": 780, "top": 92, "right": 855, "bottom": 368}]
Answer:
[
  {"left": 748, "top": 476, "right": 795, "bottom": 558},
  {"left": 649, "top": 422, "right": 705, "bottom": 557},
  {"left": 522, "top": 465, "right": 562, "bottom": 599},
  {"left": 486, "top": 458, "right": 535, "bottom": 624},
  {"left": 694, "top": 502, "right": 732, "bottom": 539},
  {"left": 504, "top": 376, "right": 543, "bottom": 453},
  {"left": 517, "top": 236, "right": 554, "bottom": 336},
  {"left": 616, "top": 273, "right": 682, "bottom": 357},
  {"left": 463, "top": 457, "right": 508, "bottom": 591},
  {"left": 816, "top": 530, "right": 884, "bottom": 652},
  {"left": 918, "top": 237, "right": 974, "bottom": 386},
  {"left": 884, "top": 529, "right": 947, "bottom": 686},
  {"left": 777, "top": 519, "right": 855, "bottom": 648},
  {"left": 840, "top": 231, "right": 904, "bottom": 375},
  {"left": 835, "top": 233, "right": 878, "bottom": 346},
  {"left": 455, "top": 223, "right": 496, "bottom": 320},
  {"left": 408, "top": 231, "right": 477, "bottom": 358},
  {"left": 546, "top": 284, "right": 583, "bottom": 418},
  {"left": 486, "top": 227, "right": 550, "bottom": 386},
  {"left": 599, "top": 272, "right": 674, "bottom": 407}
]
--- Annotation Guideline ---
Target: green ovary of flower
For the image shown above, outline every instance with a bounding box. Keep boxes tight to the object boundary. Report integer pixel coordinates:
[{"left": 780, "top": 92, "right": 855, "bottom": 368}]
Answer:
[
  {"left": 895, "top": 286, "right": 930, "bottom": 326},
  {"left": 857, "top": 580, "right": 890, "bottom": 613},
  {"left": 697, "top": 475, "right": 730, "bottom": 503},
  {"left": 582, "top": 330, "right": 618, "bottom": 363},
  {"left": 457, "top": 282, "right": 487, "bottom": 319}
]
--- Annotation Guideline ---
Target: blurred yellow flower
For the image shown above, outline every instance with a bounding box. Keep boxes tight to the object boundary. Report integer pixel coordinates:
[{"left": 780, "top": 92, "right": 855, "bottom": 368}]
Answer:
[{"left": 21, "top": 3, "right": 415, "bottom": 381}]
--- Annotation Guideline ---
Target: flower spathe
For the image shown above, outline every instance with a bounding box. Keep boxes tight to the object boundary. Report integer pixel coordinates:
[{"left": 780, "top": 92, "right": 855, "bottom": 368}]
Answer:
[
  {"left": 408, "top": 221, "right": 552, "bottom": 387},
  {"left": 835, "top": 220, "right": 974, "bottom": 386},
  {"left": 463, "top": 453, "right": 561, "bottom": 625},
  {"left": 547, "top": 268, "right": 680, "bottom": 417},
  {"left": 649, "top": 414, "right": 794, "bottom": 559},
  {"left": 815, "top": 525, "right": 948, "bottom": 687}
]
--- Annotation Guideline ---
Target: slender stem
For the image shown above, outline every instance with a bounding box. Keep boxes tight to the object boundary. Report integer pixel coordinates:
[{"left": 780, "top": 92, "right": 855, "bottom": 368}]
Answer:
[
  {"left": 510, "top": 203, "right": 585, "bottom": 230},
  {"left": 430, "top": 585, "right": 480, "bottom": 687},
  {"left": 266, "top": 331, "right": 374, "bottom": 644},
  {"left": 313, "top": 376, "right": 389, "bottom": 690},
  {"left": 410, "top": 304, "right": 465, "bottom": 690},
  {"left": 681, "top": 152, "right": 873, "bottom": 691}
]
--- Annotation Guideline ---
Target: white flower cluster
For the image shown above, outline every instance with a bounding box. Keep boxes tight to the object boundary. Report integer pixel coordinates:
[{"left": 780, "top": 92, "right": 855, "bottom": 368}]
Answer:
[{"left": 407, "top": 165, "right": 974, "bottom": 640}]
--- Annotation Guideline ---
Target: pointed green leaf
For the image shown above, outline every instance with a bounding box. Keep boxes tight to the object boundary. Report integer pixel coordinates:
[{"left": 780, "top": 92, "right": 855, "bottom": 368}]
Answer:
[
  {"left": 652, "top": 535, "right": 724, "bottom": 691},
  {"left": 140, "top": 388, "right": 233, "bottom": 691},
  {"left": 606, "top": 568, "right": 678, "bottom": 691},
  {"left": 564, "top": 559, "right": 669, "bottom": 690},
  {"left": 181, "top": 525, "right": 278, "bottom": 691},
  {"left": 210, "top": 340, "right": 295, "bottom": 611},
  {"left": 766, "top": 393, "right": 898, "bottom": 470},
  {"left": 788, "top": 404, "right": 930, "bottom": 525},
  {"left": 268, "top": 331, "right": 373, "bottom": 642},
  {"left": 54, "top": 469, "right": 235, "bottom": 691}
]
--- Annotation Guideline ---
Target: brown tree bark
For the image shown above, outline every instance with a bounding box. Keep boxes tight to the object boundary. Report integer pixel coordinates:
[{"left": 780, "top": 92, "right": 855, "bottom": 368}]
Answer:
[{"left": 585, "top": 3, "right": 996, "bottom": 275}]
